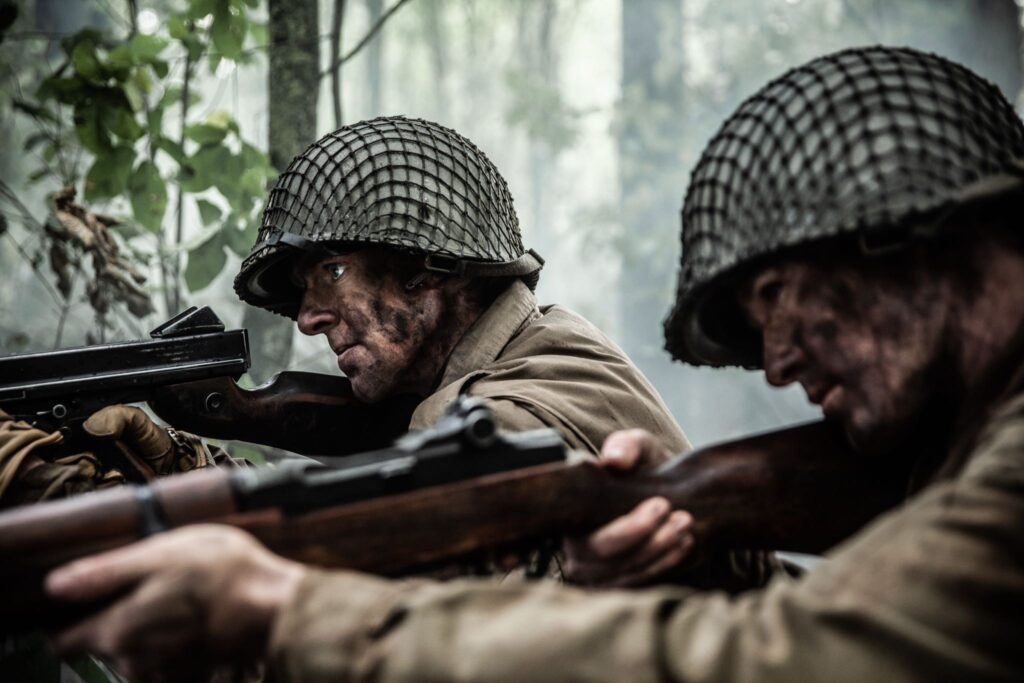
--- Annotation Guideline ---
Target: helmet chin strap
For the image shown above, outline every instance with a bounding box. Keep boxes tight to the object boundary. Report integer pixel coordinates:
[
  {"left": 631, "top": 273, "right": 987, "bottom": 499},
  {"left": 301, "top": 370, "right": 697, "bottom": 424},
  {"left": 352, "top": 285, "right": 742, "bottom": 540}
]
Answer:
[{"left": 404, "top": 272, "right": 431, "bottom": 290}]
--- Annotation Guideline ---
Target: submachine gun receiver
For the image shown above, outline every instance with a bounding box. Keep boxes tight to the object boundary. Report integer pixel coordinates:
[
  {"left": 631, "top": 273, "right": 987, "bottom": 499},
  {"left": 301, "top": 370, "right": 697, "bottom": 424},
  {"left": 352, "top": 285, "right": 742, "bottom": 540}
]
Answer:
[{"left": 0, "top": 306, "right": 250, "bottom": 433}]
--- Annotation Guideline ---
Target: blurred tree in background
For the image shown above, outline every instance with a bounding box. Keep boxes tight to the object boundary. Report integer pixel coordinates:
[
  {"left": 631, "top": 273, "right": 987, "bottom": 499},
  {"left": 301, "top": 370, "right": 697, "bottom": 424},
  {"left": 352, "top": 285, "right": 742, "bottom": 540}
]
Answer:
[{"left": 1, "top": 0, "right": 1021, "bottom": 447}]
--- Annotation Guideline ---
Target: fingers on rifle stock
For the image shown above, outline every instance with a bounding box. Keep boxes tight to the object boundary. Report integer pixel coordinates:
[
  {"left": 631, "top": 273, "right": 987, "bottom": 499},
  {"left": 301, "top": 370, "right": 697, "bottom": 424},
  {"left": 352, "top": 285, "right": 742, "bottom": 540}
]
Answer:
[{"left": 45, "top": 536, "right": 165, "bottom": 602}]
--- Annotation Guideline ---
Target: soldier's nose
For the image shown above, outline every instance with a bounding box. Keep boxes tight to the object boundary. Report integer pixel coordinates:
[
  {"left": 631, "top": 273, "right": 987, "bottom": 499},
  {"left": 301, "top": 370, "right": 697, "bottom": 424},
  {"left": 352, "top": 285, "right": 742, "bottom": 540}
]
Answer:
[
  {"left": 763, "top": 330, "right": 805, "bottom": 387},
  {"left": 297, "top": 303, "right": 337, "bottom": 336}
]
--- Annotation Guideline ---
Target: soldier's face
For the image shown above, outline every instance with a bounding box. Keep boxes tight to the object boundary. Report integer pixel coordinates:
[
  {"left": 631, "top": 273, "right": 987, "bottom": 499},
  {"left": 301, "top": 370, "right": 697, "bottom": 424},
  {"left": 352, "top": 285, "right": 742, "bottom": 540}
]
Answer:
[
  {"left": 293, "top": 249, "right": 446, "bottom": 402},
  {"left": 740, "top": 253, "right": 955, "bottom": 454}
]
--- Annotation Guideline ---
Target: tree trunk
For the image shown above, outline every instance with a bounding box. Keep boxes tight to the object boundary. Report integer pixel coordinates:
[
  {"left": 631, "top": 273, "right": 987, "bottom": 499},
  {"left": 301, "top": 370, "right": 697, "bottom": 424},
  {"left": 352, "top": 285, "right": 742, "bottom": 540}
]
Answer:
[
  {"left": 366, "top": 0, "right": 384, "bottom": 117},
  {"left": 421, "top": 0, "right": 449, "bottom": 121},
  {"left": 243, "top": 0, "right": 319, "bottom": 382},
  {"left": 960, "top": 0, "right": 1022, "bottom": 105},
  {"left": 517, "top": 0, "right": 558, "bottom": 261},
  {"left": 616, "top": 0, "right": 685, "bottom": 366}
]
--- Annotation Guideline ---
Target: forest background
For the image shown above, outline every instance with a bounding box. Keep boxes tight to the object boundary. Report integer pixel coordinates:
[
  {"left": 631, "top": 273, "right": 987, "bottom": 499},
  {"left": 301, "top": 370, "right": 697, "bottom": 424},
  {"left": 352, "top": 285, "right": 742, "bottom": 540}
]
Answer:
[{"left": 1, "top": 0, "right": 1021, "bottom": 451}]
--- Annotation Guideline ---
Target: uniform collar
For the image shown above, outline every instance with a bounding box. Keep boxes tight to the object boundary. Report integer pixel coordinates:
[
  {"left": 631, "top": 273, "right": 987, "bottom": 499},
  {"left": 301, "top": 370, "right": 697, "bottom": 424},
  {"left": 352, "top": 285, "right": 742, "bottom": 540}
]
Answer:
[{"left": 435, "top": 280, "right": 540, "bottom": 390}]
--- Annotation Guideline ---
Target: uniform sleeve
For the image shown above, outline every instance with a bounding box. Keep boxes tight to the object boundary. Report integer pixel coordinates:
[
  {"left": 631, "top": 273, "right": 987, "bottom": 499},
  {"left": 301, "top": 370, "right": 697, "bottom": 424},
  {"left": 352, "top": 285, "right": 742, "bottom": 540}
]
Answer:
[{"left": 267, "top": 408, "right": 1024, "bottom": 683}]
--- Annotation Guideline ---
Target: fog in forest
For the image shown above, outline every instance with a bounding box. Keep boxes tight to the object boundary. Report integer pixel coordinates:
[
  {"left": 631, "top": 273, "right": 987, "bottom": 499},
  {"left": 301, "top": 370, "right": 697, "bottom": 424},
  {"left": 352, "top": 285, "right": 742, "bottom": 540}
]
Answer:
[{"left": 1, "top": 0, "right": 1021, "bottom": 448}]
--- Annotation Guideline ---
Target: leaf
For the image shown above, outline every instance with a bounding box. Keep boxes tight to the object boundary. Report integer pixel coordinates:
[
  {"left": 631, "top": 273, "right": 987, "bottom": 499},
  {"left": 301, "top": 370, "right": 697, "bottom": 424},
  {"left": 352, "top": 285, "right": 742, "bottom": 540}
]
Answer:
[
  {"left": 155, "top": 136, "right": 187, "bottom": 165},
  {"left": 206, "top": 109, "right": 234, "bottom": 130},
  {"left": 196, "top": 198, "right": 222, "bottom": 226},
  {"left": 69, "top": 656, "right": 122, "bottom": 683},
  {"left": 71, "top": 40, "right": 103, "bottom": 80},
  {"left": 185, "top": 123, "right": 228, "bottom": 146},
  {"left": 241, "top": 141, "right": 274, "bottom": 173},
  {"left": 23, "top": 132, "right": 50, "bottom": 152},
  {"left": 146, "top": 105, "right": 164, "bottom": 138},
  {"left": 74, "top": 104, "right": 111, "bottom": 154},
  {"left": 105, "top": 44, "right": 134, "bottom": 70},
  {"left": 180, "top": 144, "right": 234, "bottom": 193},
  {"left": 103, "top": 101, "right": 144, "bottom": 141},
  {"left": 159, "top": 86, "right": 182, "bottom": 109},
  {"left": 240, "top": 166, "right": 267, "bottom": 198},
  {"left": 241, "top": 0, "right": 259, "bottom": 8},
  {"left": 169, "top": 15, "right": 191, "bottom": 40},
  {"left": 211, "top": 0, "right": 245, "bottom": 60},
  {"left": 27, "top": 167, "right": 50, "bottom": 184},
  {"left": 128, "top": 160, "right": 168, "bottom": 232},
  {"left": 123, "top": 79, "right": 144, "bottom": 111},
  {"left": 131, "top": 67, "right": 153, "bottom": 95},
  {"left": 188, "top": 0, "right": 218, "bottom": 20},
  {"left": 151, "top": 59, "right": 169, "bottom": 79},
  {"left": 130, "top": 34, "right": 168, "bottom": 63},
  {"left": 84, "top": 145, "right": 135, "bottom": 200},
  {"left": 224, "top": 221, "right": 255, "bottom": 257},
  {"left": 36, "top": 76, "right": 83, "bottom": 104},
  {"left": 184, "top": 233, "right": 227, "bottom": 291}
]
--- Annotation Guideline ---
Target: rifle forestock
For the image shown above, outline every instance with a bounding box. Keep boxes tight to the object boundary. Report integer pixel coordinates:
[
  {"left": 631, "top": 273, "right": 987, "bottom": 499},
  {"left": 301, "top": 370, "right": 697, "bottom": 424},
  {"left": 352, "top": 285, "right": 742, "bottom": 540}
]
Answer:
[{"left": 0, "top": 420, "right": 903, "bottom": 630}]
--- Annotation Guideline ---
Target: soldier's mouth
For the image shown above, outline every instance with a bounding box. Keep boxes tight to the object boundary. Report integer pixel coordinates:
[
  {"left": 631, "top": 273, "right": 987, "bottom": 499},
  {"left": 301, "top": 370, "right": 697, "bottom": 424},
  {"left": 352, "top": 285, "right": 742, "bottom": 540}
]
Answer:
[{"left": 336, "top": 345, "right": 360, "bottom": 371}]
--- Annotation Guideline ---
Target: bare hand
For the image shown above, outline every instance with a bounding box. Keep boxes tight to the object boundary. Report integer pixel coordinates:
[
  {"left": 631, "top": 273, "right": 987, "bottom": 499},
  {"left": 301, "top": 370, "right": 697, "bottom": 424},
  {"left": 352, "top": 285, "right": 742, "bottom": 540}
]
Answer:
[
  {"left": 563, "top": 429, "right": 695, "bottom": 587},
  {"left": 45, "top": 525, "right": 305, "bottom": 682}
]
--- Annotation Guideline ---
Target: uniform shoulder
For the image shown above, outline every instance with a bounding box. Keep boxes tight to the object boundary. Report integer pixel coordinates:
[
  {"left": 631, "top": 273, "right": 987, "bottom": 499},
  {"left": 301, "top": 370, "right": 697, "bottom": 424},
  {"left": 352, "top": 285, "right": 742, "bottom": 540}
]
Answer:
[
  {"left": 960, "top": 391, "right": 1024, "bottom": 493},
  {"left": 502, "top": 303, "right": 630, "bottom": 364}
]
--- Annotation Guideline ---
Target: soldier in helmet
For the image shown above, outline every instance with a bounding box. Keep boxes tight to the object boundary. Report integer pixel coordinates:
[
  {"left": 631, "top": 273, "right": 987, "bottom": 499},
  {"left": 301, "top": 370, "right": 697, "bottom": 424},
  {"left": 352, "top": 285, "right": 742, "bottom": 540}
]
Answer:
[
  {"left": 43, "top": 47, "right": 1024, "bottom": 681},
  {"left": 235, "top": 117, "right": 687, "bottom": 455}
]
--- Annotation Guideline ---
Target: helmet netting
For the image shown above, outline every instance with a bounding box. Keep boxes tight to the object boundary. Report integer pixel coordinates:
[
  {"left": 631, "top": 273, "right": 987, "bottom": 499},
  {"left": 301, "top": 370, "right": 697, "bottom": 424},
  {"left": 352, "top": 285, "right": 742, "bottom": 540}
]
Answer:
[{"left": 666, "top": 46, "right": 1024, "bottom": 366}]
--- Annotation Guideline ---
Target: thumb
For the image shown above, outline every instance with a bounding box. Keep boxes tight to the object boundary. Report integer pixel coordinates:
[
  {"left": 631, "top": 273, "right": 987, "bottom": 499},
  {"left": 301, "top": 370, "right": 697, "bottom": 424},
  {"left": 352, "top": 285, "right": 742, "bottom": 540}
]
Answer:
[
  {"left": 83, "top": 406, "right": 171, "bottom": 460},
  {"left": 600, "top": 429, "right": 670, "bottom": 471}
]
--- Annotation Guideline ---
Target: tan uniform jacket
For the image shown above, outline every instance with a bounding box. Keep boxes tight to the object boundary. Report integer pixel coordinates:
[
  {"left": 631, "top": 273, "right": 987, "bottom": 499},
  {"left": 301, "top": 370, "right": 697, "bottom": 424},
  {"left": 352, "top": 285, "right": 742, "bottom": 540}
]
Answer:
[
  {"left": 267, "top": 384, "right": 1024, "bottom": 682},
  {"left": 411, "top": 280, "right": 688, "bottom": 455}
]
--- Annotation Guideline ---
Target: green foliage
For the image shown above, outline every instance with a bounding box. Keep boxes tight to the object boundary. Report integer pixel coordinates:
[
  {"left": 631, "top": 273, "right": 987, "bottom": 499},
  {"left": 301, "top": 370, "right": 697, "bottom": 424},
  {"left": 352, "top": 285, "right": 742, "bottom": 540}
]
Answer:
[
  {"left": 6, "top": 0, "right": 273, "bottom": 329},
  {"left": 128, "top": 160, "right": 168, "bottom": 232},
  {"left": 184, "top": 229, "right": 227, "bottom": 291}
]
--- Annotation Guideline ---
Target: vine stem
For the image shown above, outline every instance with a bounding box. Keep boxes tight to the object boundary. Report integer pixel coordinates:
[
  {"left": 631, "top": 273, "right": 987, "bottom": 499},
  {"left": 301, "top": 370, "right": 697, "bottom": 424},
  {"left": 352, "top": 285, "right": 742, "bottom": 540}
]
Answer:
[
  {"left": 319, "top": 0, "right": 415, "bottom": 77},
  {"left": 167, "top": 47, "right": 193, "bottom": 317}
]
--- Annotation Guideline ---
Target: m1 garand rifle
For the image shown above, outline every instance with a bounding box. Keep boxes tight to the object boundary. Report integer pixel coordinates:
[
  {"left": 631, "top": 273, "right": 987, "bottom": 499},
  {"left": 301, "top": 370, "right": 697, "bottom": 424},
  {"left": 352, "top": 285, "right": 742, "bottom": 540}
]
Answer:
[
  {"left": 0, "top": 306, "right": 419, "bottom": 465},
  {"left": 0, "top": 397, "right": 906, "bottom": 629}
]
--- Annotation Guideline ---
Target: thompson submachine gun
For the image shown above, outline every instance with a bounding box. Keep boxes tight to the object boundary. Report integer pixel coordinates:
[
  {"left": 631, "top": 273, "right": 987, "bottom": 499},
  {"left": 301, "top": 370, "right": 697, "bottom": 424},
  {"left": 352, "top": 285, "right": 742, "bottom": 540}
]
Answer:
[
  {"left": 0, "top": 306, "right": 249, "bottom": 434},
  {"left": 0, "top": 306, "right": 419, "bottom": 457}
]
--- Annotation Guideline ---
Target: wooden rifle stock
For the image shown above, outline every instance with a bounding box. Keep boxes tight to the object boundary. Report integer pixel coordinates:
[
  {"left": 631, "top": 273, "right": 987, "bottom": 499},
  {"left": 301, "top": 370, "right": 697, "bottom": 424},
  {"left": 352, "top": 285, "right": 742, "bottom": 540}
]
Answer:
[
  {"left": 149, "top": 371, "right": 420, "bottom": 456},
  {"left": 0, "top": 419, "right": 903, "bottom": 631}
]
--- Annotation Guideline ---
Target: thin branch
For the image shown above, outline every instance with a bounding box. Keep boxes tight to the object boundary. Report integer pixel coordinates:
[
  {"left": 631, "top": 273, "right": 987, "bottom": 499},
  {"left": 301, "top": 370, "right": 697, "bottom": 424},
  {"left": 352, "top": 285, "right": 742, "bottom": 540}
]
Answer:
[
  {"left": 94, "top": 0, "right": 133, "bottom": 31},
  {"left": 331, "top": 0, "right": 347, "bottom": 128},
  {"left": 319, "top": 0, "right": 416, "bottom": 77},
  {"left": 127, "top": 0, "right": 139, "bottom": 35},
  {"left": 53, "top": 266, "right": 81, "bottom": 348},
  {"left": 0, "top": 31, "right": 69, "bottom": 41},
  {"left": 0, "top": 209, "right": 65, "bottom": 314},
  {"left": 168, "top": 49, "right": 193, "bottom": 317}
]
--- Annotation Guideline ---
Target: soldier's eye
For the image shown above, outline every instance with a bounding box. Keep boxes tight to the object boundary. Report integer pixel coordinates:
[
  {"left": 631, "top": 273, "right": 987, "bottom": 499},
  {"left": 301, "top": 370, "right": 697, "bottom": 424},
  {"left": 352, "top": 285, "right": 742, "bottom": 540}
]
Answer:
[
  {"left": 327, "top": 263, "right": 346, "bottom": 281},
  {"left": 757, "top": 280, "right": 783, "bottom": 303}
]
